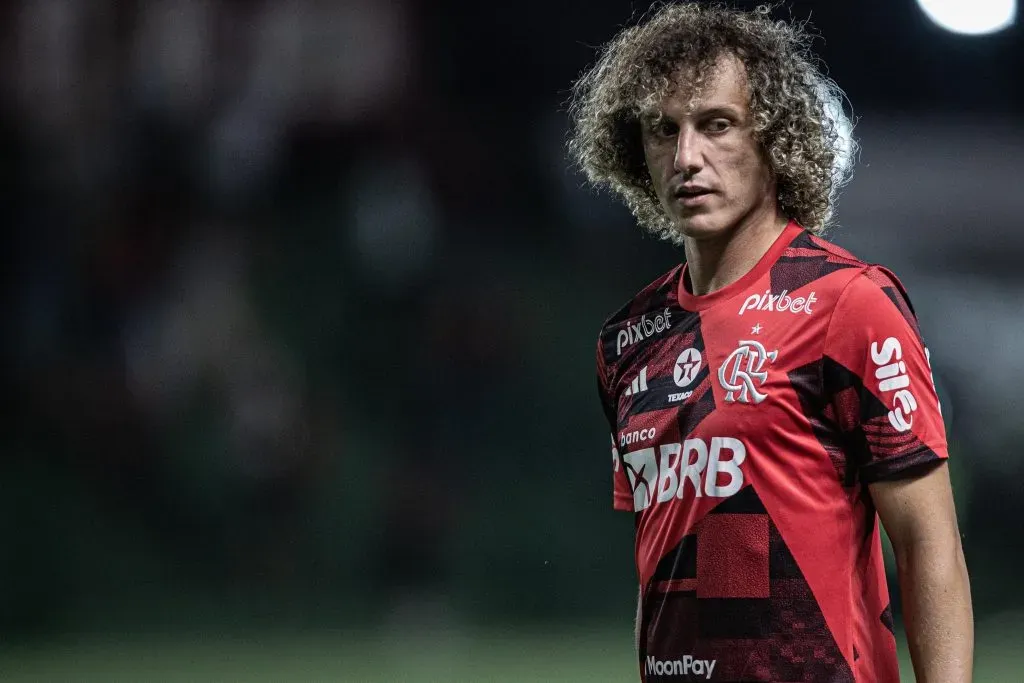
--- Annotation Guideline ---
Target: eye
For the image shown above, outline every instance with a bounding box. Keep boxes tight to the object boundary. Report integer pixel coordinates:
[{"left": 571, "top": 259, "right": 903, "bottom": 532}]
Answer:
[
  {"left": 648, "top": 118, "right": 678, "bottom": 139},
  {"left": 704, "top": 118, "right": 732, "bottom": 134}
]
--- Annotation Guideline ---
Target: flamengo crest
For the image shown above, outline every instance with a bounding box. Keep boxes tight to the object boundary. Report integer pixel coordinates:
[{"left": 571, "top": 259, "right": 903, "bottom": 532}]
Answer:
[{"left": 719, "top": 340, "right": 777, "bottom": 404}]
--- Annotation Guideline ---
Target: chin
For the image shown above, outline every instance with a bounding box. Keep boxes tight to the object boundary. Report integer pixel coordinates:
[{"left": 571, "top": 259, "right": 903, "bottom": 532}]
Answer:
[{"left": 668, "top": 213, "right": 732, "bottom": 242}]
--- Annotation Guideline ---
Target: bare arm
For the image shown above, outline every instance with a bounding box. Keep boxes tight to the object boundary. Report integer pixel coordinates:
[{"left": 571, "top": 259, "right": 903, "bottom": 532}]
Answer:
[{"left": 869, "top": 462, "right": 973, "bottom": 682}]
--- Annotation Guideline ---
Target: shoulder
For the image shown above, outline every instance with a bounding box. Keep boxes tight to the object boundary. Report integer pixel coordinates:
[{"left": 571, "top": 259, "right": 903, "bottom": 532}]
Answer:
[
  {"left": 769, "top": 229, "right": 869, "bottom": 296},
  {"left": 598, "top": 264, "right": 682, "bottom": 335},
  {"left": 595, "top": 264, "right": 682, "bottom": 373},
  {"left": 804, "top": 233, "right": 923, "bottom": 342},
  {"left": 832, "top": 264, "right": 922, "bottom": 340},
  {"left": 778, "top": 230, "right": 918, "bottom": 312}
]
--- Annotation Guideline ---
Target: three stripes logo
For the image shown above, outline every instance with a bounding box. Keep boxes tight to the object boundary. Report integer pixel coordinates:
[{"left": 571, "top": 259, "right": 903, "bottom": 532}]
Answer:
[{"left": 624, "top": 366, "right": 649, "bottom": 396}]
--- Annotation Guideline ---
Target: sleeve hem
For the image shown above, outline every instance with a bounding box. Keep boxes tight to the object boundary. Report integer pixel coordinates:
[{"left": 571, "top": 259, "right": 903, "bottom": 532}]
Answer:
[{"left": 859, "top": 444, "right": 949, "bottom": 484}]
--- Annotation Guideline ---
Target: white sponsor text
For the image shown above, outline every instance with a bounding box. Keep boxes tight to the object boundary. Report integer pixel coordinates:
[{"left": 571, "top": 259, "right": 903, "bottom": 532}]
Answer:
[
  {"left": 870, "top": 337, "right": 916, "bottom": 432},
  {"left": 616, "top": 308, "right": 673, "bottom": 356},
  {"left": 645, "top": 655, "right": 717, "bottom": 679},
  {"left": 620, "top": 427, "right": 656, "bottom": 447},
  {"left": 739, "top": 289, "right": 817, "bottom": 316},
  {"left": 622, "top": 437, "right": 746, "bottom": 512}
]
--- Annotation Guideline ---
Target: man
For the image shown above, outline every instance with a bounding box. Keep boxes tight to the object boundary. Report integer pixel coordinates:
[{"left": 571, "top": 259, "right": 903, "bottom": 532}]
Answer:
[{"left": 569, "top": 4, "right": 973, "bottom": 682}]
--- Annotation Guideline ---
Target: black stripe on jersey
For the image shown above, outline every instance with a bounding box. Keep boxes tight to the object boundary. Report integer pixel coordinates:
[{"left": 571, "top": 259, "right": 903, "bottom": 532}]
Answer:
[
  {"left": 766, "top": 522, "right": 855, "bottom": 683},
  {"left": 652, "top": 533, "right": 697, "bottom": 583},
  {"left": 677, "top": 381, "right": 715, "bottom": 439},
  {"left": 822, "top": 356, "right": 890, "bottom": 424},
  {"left": 770, "top": 255, "right": 859, "bottom": 295},
  {"left": 620, "top": 370, "right": 711, "bottom": 422},
  {"left": 859, "top": 447, "right": 944, "bottom": 484},
  {"left": 698, "top": 598, "right": 770, "bottom": 638},
  {"left": 769, "top": 522, "right": 804, "bottom": 580},
  {"left": 880, "top": 285, "right": 922, "bottom": 336},
  {"left": 822, "top": 355, "right": 944, "bottom": 483},
  {"left": 880, "top": 603, "right": 896, "bottom": 635},
  {"left": 766, "top": 230, "right": 860, "bottom": 293},
  {"left": 789, "top": 359, "right": 856, "bottom": 486},
  {"left": 600, "top": 306, "right": 700, "bottom": 368},
  {"left": 708, "top": 484, "right": 766, "bottom": 514},
  {"left": 600, "top": 266, "right": 680, "bottom": 329},
  {"left": 621, "top": 373, "right": 700, "bottom": 419}
]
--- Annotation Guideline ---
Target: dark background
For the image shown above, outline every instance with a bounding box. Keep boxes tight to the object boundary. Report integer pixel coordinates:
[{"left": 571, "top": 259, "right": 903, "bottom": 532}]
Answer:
[{"left": 2, "top": 0, "right": 1022, "bottom": 680}]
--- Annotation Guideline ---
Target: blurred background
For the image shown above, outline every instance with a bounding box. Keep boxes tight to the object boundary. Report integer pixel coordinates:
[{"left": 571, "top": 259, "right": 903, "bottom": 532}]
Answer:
[{"left": 1, "top": 0, "right": 1022, "bottom": 680}]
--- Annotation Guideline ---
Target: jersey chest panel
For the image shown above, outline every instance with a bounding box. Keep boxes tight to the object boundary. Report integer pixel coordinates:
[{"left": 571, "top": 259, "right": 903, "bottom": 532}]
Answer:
[{"left": 613, "top": 304, "right": 832, "bottom": 518}]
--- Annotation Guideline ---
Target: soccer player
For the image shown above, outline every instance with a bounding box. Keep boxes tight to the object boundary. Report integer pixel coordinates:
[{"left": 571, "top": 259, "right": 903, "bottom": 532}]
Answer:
[{"left": 569, "top": 4, "right": 973, "bottom": 682}]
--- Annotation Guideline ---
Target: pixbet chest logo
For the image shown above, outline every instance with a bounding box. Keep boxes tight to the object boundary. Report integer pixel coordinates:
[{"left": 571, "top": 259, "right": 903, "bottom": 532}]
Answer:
[
  {"left": 621, "top": 437, "right": 746, "bottom": 512},
  {"left": 616, "top": 308, "right": 673, "bottom": 356},
  {"left": 739, "top": 289, "right": 817, "bottom": 315},
  {"left": 870, "top": 337, "right": 917, "bottom": 432}
]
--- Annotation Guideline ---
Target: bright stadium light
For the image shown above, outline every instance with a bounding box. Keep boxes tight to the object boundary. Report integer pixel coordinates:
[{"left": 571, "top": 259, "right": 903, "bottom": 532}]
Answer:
[{"left": 916, "top": 0, "right": 1016, "bottom": 35}]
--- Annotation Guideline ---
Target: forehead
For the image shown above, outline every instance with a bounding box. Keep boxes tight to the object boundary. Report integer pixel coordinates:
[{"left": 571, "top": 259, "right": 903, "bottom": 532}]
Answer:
[{"left": 644, "top": 53, "right": 751, "bottom": 116}]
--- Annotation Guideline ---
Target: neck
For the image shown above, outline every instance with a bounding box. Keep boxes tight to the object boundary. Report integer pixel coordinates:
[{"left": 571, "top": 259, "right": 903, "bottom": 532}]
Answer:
[{"left": 683, "top": 204, "right": 790, "bottom": 296}]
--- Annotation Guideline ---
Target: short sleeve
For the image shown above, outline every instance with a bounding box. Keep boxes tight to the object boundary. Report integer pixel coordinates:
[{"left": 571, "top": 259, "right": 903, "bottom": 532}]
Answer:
[
  {"left": 597, "top": 337, "right": 633, "bottom": 511},
  {"left": 822, "top": 266, "right": 948, "bottom": 484}
]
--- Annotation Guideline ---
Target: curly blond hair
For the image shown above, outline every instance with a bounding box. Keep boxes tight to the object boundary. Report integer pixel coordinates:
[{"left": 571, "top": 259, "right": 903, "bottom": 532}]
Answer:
[{"left": 568, "top": 2, "right": 856, "bottom": 240}]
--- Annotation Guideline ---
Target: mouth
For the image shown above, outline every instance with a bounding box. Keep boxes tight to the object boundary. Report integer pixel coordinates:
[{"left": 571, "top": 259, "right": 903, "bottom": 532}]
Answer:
[{"left": 673, "top": 186, "right": 715, "bottom": 206}]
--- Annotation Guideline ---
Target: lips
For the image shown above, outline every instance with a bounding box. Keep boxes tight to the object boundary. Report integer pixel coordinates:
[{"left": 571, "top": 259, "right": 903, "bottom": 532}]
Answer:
[
  {"left": 674, "top": 185, "right": 713, "bottom": 198},
  {"left": 672, "top": 184, "right": 715, "bottom": 208}
]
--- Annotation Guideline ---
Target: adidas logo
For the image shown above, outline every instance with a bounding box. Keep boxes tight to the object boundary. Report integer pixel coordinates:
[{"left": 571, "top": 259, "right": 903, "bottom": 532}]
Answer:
[{"left": 624, "top": 366, "right": 649, "bottom": 396}]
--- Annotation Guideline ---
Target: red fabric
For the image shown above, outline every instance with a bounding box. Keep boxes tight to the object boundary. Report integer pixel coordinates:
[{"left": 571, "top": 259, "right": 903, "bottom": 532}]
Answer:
[{"left": 595, "top": 225, "right": 946, "bottom": 682}]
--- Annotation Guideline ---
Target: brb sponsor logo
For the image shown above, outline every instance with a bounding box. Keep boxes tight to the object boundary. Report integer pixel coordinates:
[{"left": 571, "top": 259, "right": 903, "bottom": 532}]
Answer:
[
  {"left": 871, "top": 337, "right": 917, "bottom": 432},
  {"left": 646, "top": 655, "right": 717, "bottom": 680},
  {"left": 739, "top": 289, "right": 817, "bottom": 315},
  {"left": 616, "top": 308, "right": 673, "bottom": 356},
  {"left": 621, "top": 437, "right": 746, "bottom": 512}
]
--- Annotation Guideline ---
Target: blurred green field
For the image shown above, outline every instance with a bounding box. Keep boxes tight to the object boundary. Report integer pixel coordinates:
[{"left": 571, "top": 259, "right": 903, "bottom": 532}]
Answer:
[{"left": 3, "top": 618, "right": 1021, "bottom": 682}]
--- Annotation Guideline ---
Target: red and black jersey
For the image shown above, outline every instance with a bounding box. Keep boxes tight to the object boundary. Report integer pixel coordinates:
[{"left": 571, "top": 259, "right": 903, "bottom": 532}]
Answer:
[{"left": 596, "top": 222, "right": 947, "bottom": 683}]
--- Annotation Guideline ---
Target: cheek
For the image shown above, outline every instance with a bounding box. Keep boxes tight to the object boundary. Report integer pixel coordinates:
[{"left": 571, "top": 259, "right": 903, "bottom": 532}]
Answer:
[
  {"left": 643, "top": 140, "right": 668, "bottom": 166},
  {"left": 725, "top": 147, "right": 772, "bottom": 195},
  {"left": 643, "top": 146, "right": 674, "bottom": 191}
]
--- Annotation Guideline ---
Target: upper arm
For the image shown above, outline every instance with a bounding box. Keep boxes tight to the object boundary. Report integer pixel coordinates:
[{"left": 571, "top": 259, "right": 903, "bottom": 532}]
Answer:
[{"left": 869, "top": 461, "right": 962, "bottom": 558}]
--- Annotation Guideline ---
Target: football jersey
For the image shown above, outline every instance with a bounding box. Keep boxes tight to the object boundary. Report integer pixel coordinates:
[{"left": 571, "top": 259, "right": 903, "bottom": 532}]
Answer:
[{"left": 596, "top": 221, "right": 947, "bottom": 683}]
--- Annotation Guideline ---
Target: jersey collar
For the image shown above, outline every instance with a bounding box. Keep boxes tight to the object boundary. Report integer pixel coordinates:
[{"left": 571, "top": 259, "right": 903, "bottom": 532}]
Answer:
[{"left": 675, "top": 220, "right": 804, "bottom": 312}]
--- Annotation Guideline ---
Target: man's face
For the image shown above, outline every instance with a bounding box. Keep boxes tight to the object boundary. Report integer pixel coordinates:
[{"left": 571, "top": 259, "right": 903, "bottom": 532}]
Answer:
[{"left": 641, "top": 54, "right": 777, "bottom": 241}]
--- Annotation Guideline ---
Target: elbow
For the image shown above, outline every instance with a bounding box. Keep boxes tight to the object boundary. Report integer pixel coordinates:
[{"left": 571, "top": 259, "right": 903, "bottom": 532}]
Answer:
[{"left": 893, "top": 533, "right": 970, "bottom": 588}]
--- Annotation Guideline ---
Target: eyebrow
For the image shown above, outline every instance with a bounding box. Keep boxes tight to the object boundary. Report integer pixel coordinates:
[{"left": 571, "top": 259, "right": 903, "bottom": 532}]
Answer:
[
  {"left": 640, "top": 103, "right": 743, "bottom": 123},
  {"left": 692, "top": 105, "right": 742, "bottom": 119}
]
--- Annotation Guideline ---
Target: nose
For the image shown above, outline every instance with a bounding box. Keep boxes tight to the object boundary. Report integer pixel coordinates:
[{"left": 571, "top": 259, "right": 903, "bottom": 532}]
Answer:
[{"left": 673, "top": 126, "right": 703, "bottom": 176}]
